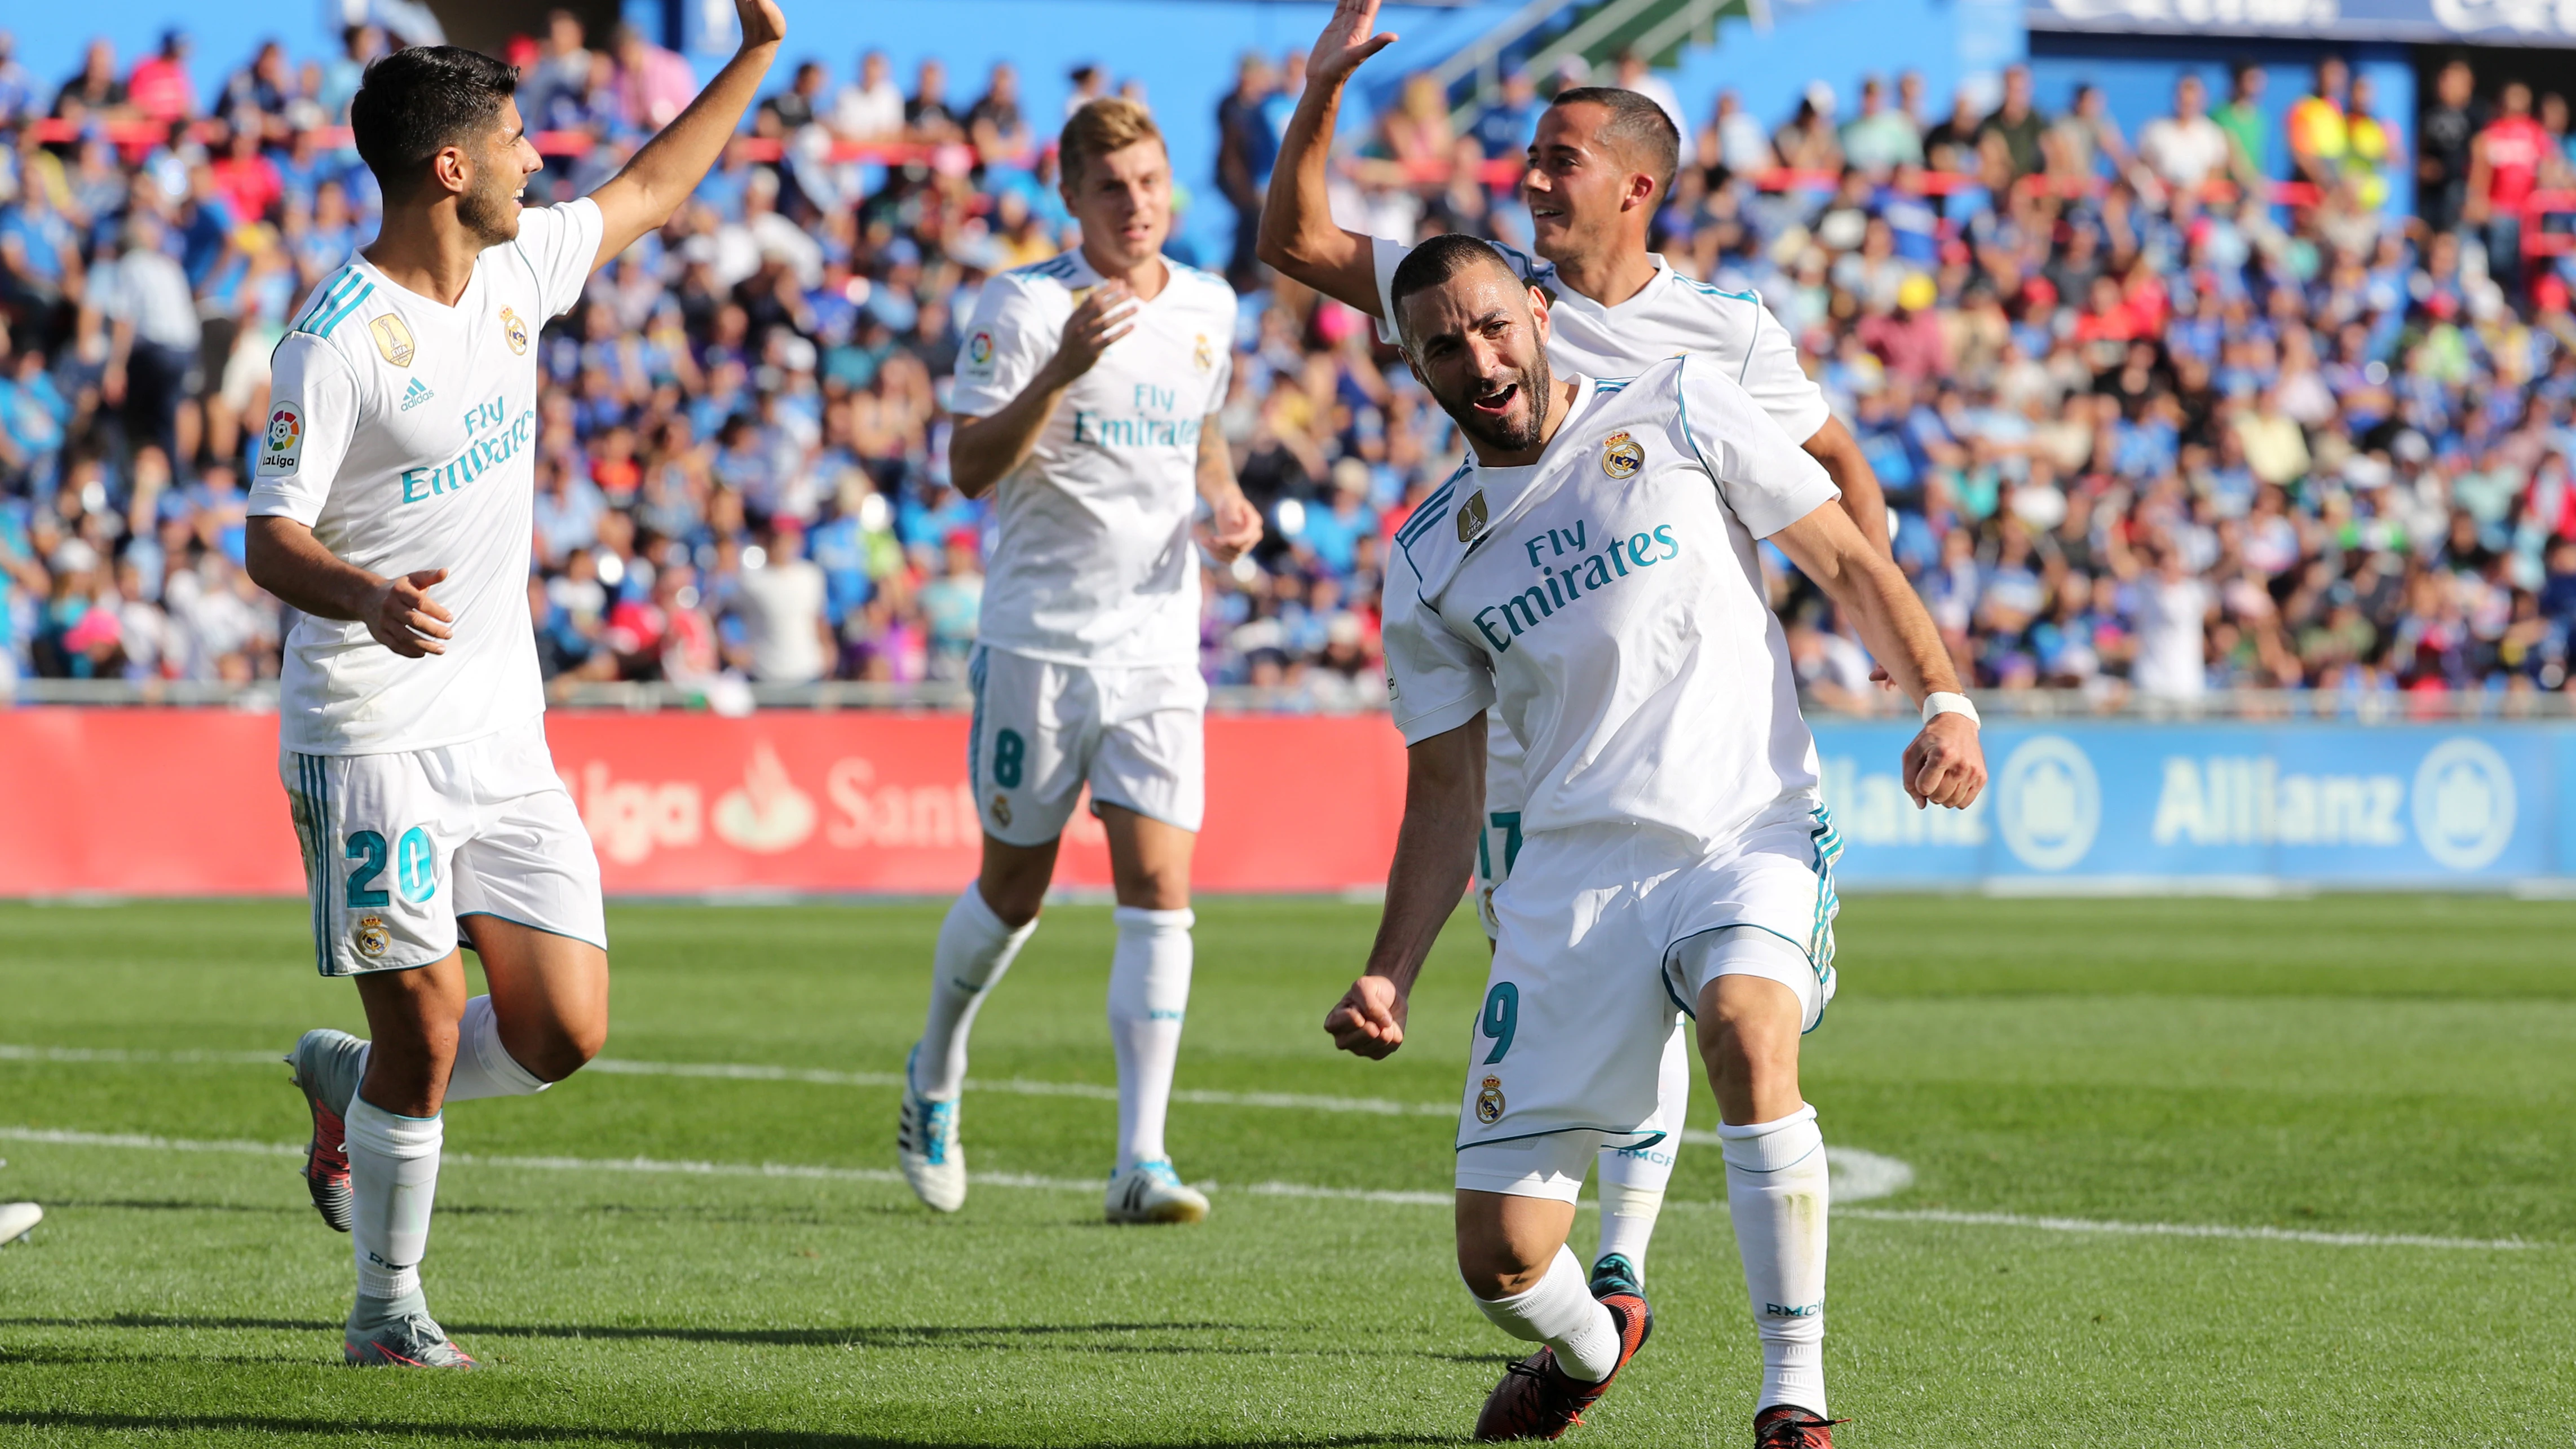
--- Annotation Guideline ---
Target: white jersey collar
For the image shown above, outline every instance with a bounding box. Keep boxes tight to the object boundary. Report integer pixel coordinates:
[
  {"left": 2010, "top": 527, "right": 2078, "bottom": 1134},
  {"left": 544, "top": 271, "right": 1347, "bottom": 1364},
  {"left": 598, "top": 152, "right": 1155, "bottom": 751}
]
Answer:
[
  {"left": 1413, "top": 375, "right": 1604, "bottom": 598},
  {"left": 1541, "top": 253, "right": 1674, "bottom": 319}
]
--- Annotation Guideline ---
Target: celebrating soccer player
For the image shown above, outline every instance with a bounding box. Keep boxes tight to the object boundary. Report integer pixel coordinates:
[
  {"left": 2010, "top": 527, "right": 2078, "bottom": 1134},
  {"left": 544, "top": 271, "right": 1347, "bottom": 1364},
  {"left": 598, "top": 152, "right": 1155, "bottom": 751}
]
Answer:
[
  {"left": 1261, "top": 0, "right": 1895, "bottom": 1322},
  {"left": 894, "top": 100, "right": 1265, "bottom": 1224},
  {"left": 243, "top": 2, "right": 787, "bottom": 1369},
  {"left": 1325, "top": 241, "right": 1983, "bottom": 1445}
]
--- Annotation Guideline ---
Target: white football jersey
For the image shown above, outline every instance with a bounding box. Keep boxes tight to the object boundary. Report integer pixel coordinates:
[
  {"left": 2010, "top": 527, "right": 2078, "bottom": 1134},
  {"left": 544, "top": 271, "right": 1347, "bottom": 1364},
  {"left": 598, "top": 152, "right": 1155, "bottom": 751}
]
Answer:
[
  {"left": 950, "top": 250, "right": 1236, "bottom": 668},
  {"left": 1382, "top": 358, "right": 1839, "bottom": 850},
  {"left": 1370, "top": 236, "right": 1830, "bottom": 444},
  {"left": 249, "top": 198, "right": 603, "bottom": 756}
]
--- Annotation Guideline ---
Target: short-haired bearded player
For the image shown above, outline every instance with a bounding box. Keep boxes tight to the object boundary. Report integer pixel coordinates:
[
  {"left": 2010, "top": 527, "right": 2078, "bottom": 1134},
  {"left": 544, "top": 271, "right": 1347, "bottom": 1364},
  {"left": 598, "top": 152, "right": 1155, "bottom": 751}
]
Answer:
[
  {"left": 894, "top": 99, "right": 1265, "bottom": 1225},
  {"left": 244, "top": 2, "right": 787, "bottom": 1368},
  {"left": 1326, "top": 237, "right": 1982, "bottom": 1446},
  {"left": 1262, "top": 0, "right": 1897, "bottom": 1347}
]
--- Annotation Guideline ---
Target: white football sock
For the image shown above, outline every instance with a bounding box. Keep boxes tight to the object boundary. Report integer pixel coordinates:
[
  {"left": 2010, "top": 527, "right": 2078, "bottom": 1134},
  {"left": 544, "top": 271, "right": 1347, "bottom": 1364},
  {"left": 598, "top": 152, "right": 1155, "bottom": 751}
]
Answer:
[
  {"left": 440, "top": 996, "right": 551, "bottom": 1103},
  {"left": 1596, "top": 1026, "right": 1692, "bottom": 1274},
  {"left": 345, "top": 1095, "right": 443, "bottom": 1303},
  {"left": 1107, "top": 905, "right": 1192, "bottom": 1172},
  {"left": 911, "top": 885, "right": 1038, "bottom": 1100},
  {"left": 1470, "top": 1243, "right": 1622, "bottom": 1382},
  {"left": 1720, "top": 1103, "right": 1830, "bottom": 1417}
]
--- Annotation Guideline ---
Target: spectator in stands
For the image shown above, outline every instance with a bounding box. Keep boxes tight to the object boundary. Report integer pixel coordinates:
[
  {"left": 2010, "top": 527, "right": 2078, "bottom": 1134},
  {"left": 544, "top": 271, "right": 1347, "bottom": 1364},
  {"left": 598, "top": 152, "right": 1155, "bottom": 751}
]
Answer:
[
  {"left": 54, "top": 38, "right": 125, "bottom": 119},
  {"left": 2285, "top": 55, "right": 2349, "bottom": 192},
  {"left": 2341, "top": 71, "right": 2397, "bottom": 214},
  {"left": 1977, "top": 64, "right": 2046, "bottom": 180},
  {"left": 905, "top": 57, "right": 962, "bottom": 143},
  {"left": 1065, "top": 63, "right": 1107, "bottom": 120},
  {"left": 1218, "top": 52, "right": 1280, "bottom": 286},
  {"left": 0, "top": 34, "right": 34, "bottom": 127},
  {"left": 2136, "top": 73, "right": 2231, "bottom": 201},
  {"left": 2212, "top": 60, "right": 2270, "bottom": 186},
  {"left": 1610, "top": 47, "right": 1691, "bottom": 167},
  {"left": 967, "top": 63, "right": 1032, "bottom": 159},
  {"left": 2468, "top": 81, "right": 2548, "bottom": 294},
  {"left": 1702, "top": 89, "right": 1775, "bottom": 179},
  {"left": 732, "top": 522, "right": 830, "bottom": 683},
  {"left": 126, "top": 30, "right": 195, "bottom": 125},
  {"left": 2420, "top": 59, "right": 2478, "bottom": 235},
  {"left": 831, "top": 49, "right": 903, "bottom": 141},
  {"left": 613, "top": 23, "right": 700, "bottom": 131},
  {"left": 1469, "top": 67, "right": 1541, "bottom": 166},
  {"left": 2048, "top": 82, "right": 2128, "bottom": 182},
  {"left": 95, "top": 211, "right": 200, "bottom": 469},
  {"left": 1773, "top": 83, "right": 1841, "bottom": 173},
  {"left": 763, "top": 59, "right": 828, "bottom": 133},
  {"left": 1841, "top": 76, "right": 1922, "bottom": 175}
]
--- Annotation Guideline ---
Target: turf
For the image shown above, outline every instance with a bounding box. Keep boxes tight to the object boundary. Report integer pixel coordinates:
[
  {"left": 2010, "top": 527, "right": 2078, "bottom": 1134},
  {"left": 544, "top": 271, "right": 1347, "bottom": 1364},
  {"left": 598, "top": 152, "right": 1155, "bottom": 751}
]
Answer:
[{"left": 0, "top": 894, "right": 2571, "bottom": 1447}]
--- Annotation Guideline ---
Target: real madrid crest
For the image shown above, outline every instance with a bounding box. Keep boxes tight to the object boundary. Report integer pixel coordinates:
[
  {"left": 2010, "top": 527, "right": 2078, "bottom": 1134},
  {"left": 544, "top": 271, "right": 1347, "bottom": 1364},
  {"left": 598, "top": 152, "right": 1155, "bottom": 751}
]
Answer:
[
  {"left": 369, "top": 313, "right": 416, "bottom": 368},
  {"left": 1193, "top": 333, "right": 1214, "bottom": 371},
  {"left": 990, "top": 793, "right": 1013, "bottom": 828},
  {"left": 1475, "top": 1075, "right": 1506, "bottom": 1125},
  {"left": 353, "top": 915, "right": 391, "bottom": 960},
  {"left": 1600, "top": 430, "right": 1644, "bottom": 479},
  {"left": 499, "top": 306, "right": 529, "bottom": 356},
  {"left": 1455, "top": 489, "right": 1490, "bottom": 544}
]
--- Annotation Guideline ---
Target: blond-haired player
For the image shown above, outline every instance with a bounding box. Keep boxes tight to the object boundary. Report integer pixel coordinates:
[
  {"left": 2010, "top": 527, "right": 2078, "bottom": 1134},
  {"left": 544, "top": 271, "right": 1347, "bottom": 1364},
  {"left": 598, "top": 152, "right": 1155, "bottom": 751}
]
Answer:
[{"left": 895, "top": 99, "right": 1266, "bottom": 1223}]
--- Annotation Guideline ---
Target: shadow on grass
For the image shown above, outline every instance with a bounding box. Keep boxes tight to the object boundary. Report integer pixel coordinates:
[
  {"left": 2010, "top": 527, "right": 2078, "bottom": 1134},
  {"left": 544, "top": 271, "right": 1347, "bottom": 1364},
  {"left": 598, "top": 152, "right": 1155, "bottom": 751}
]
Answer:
[{"left": 0, "top": 1413, "right": 1455, "bottom": 1448}]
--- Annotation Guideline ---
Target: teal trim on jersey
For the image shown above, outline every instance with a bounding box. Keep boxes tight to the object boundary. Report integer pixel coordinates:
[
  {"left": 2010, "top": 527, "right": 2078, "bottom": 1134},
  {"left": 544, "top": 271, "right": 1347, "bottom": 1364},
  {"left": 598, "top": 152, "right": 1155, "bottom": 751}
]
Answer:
[
  {"left": 307, "top": 282, "right": 375, "bottom": 339},
  {"left": 297, "top": 754, "right": 327, "bottom": 976},
  {"left": 454, "top": 910, "right": 609, "bottom": 955},
  {"left": 293, "top": 271, "right": 364, "bottom": 333},
  {"left": 1681, "top": 277, "right": 1761, "bottom": 303},
  {"left": 1395, "top": 478, "right": 1464, "bottom": 547},
  {"left": 1671, "top": 356, "right": 1724, "bottom": 484},
  {"left": 1593, "top": 375, "right": 1637, "bottom": 395}
]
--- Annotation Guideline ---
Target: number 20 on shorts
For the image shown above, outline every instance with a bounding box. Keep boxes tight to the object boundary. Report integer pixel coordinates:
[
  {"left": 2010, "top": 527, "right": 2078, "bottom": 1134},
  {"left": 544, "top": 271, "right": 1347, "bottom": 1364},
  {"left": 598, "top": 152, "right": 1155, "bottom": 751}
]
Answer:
[
  {"left": 344, "top": 827, "right": 436, "bottom": 907},
  {"left": 1480, "top": 981, "right": 1518, "bottom": 1064}
]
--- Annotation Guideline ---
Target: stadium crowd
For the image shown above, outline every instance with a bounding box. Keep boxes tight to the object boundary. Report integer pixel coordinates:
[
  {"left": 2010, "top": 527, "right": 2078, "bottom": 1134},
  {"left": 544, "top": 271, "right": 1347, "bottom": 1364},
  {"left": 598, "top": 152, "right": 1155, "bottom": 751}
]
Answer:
[{"left": 6, "top": 19, "right": 2576, "bottom": 706}]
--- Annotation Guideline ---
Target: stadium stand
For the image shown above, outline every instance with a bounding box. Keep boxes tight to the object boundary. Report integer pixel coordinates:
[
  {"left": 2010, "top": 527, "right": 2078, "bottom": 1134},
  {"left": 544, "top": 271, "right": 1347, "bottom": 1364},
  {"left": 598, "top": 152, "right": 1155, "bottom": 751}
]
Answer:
[{"left": 3, "top": 21, "right": 2575, "bottom": 713}]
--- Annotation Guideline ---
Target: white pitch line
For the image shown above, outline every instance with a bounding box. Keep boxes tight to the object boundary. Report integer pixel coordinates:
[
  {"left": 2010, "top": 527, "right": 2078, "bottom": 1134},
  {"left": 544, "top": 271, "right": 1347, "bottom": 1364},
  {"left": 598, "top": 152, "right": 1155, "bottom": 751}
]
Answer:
[
  {"left": 1834, "top": 1206, "right": 2540, "bottom": 1252},
  {"left": 1, "top": 1044, "right": 1461, "bottom": 1119},
  {"left": 0, "top": 1125, "right": 2546, "bottom": 1251}
]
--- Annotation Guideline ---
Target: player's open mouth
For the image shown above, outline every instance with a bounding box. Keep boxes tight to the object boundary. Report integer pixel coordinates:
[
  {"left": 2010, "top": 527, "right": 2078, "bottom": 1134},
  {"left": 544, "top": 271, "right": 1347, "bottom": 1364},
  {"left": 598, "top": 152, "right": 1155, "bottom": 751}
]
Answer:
[{"left": 1469, "top": 381, "right": 1519, "bottom": 416}]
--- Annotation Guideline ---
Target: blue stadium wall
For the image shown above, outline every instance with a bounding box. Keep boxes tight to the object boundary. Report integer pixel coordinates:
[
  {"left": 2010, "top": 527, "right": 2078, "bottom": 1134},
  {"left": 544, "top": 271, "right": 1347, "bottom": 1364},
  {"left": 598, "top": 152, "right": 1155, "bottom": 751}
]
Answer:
[{"left": 1812, "top": 722, "right": 2561, "bottom": 889}]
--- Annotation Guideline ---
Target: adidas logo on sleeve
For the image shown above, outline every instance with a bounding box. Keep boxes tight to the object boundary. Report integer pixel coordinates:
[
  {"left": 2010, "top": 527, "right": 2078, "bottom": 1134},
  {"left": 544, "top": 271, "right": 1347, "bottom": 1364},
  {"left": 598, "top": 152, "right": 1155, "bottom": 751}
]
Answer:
[{"left": 400, "top": 378, "right": 435, "bottom": 412}]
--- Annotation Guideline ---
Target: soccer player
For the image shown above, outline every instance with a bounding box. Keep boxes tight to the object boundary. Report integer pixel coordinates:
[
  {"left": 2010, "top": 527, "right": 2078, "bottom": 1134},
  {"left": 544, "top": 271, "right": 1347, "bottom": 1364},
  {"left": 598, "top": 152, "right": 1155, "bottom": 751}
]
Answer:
[
  {"left": 895, "top": 99, "right": 1265, "bottom": 1223},
  {"left": 0, "top": 1199, "right": 36, "bottom": 1245},
  {"left": 1325, "top": 238, "right": 1983, "bottom": 1446},
  {"left": 1260, "top": 0, "right": 1895, "bottom": 1298},
  {"left": 243, "top": 5, "right": 787, "bottom": 1368}
]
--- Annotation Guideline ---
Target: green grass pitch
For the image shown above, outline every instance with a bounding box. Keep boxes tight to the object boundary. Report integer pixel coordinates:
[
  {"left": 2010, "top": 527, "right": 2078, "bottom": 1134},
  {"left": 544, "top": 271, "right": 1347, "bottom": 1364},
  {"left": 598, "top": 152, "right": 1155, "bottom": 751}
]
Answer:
[{"left": 0, "top": 894, "right": 2572, "bottom": 1447}]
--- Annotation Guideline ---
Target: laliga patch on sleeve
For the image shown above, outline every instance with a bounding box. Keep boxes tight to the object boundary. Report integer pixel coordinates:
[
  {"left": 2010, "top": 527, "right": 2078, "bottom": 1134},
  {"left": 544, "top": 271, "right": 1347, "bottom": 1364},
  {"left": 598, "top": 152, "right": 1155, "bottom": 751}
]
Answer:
[
  {"left": 257, "top": 402, "right": 303, "bottom": 477},
  {"left": 958, "top": 330, "right": 996, "bottom": 380}
]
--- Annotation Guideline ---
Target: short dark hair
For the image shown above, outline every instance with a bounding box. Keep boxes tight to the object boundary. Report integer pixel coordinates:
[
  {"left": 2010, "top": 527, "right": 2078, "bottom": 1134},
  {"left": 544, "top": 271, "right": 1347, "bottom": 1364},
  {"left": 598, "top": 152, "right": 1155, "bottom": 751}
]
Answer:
[
  {"left": 1550, "top": 86, "right": 1679, "bottom": 206},
  {"left": 349, "top": 46, "right": 519, "bottom": 198},
  {"left": 1386, "top": 233, "right": 1522, "bottom": 341}
]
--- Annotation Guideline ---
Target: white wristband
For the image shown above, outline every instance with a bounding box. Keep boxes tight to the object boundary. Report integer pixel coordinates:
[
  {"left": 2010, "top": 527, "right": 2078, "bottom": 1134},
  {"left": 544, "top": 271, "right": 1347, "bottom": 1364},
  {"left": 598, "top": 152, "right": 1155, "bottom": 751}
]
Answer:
[{"left": 1921, "top": 691, "right": 1980, "bottom": 727}]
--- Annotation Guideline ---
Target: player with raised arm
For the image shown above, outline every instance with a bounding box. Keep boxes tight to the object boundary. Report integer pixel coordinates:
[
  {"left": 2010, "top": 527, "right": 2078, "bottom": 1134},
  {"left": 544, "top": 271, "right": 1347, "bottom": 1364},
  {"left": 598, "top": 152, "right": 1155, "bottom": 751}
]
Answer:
[
  {"left": 1327, "top": 238, "right": 1982, "bottom": 1446},
  {"left": 894, "top": 99, "right": 1265, "bottom": 1225},
  {"left": 243, "top": 5, "right": 786, "bottom": 1368},
  {"left": 1260, "top": 0, "right": 1896, "bottom": 1306}
]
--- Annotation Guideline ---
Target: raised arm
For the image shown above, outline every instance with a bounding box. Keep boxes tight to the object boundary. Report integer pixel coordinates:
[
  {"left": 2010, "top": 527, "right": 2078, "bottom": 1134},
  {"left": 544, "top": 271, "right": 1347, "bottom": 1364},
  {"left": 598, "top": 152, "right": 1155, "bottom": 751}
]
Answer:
[
  {"left": 1255, "top": 0, "right": 1399, "bottom": 316},
  {"left": 1325, "top": 717, "right": 1483, "bottom": 1058},
  {"left": 586, "top": 0, "right": 787, "bottom": 270},
  {"left": 1769, "top": 500, "right": 1985, "bottom": 810}
]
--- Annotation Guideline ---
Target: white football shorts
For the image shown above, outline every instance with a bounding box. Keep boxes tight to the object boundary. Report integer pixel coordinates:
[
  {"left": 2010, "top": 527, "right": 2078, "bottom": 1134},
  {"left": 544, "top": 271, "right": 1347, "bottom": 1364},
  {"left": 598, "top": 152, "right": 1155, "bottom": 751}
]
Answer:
[
  {"left": 282, "top": 715, "right": 607, "bottom": 977},
  {"left": 967, "top": 644, "right": 1207, "bottom": 847},
  {"left": 1452, "top": 802, "right": 1842, "bottom": 1182}
]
